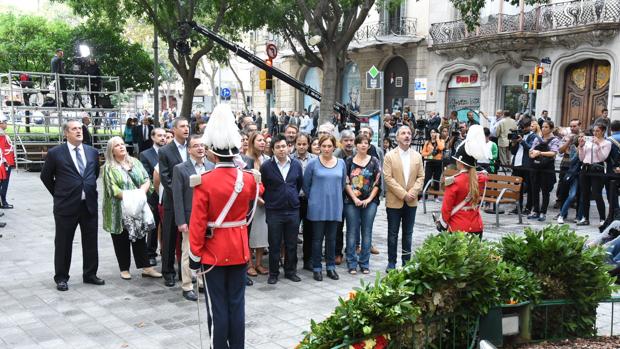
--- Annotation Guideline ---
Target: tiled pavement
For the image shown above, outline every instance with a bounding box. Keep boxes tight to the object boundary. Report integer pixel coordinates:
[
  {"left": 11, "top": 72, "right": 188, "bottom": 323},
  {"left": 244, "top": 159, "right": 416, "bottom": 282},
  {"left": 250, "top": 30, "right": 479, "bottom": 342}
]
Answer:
[{"left": 0, "top": 171, "right": 618, "bottom": 348}]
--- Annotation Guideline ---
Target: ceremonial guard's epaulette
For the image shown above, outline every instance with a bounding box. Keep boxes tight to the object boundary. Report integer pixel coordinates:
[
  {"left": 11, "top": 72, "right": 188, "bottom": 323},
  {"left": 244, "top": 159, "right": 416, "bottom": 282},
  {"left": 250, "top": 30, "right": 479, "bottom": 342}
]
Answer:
[
  {"left": 445, "top": 173, "right": 461, "bottom": 186},
  {"left": 201, "top": 169, "right": 214, "bottom": 177}
]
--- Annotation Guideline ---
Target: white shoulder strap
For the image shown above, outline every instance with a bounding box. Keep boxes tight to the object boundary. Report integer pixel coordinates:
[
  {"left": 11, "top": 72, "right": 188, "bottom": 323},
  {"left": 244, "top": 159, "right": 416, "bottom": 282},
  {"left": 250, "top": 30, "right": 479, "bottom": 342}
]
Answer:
[{"left": 213, "top": 168, "right": 243, "bottom": 227}]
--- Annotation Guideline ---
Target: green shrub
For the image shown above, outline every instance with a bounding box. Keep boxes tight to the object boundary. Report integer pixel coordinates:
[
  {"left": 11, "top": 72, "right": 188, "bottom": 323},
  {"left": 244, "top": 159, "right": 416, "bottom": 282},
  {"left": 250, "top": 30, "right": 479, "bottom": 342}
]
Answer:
[{"left": 499, "top": 224, "right": 616, "bottom": 338}]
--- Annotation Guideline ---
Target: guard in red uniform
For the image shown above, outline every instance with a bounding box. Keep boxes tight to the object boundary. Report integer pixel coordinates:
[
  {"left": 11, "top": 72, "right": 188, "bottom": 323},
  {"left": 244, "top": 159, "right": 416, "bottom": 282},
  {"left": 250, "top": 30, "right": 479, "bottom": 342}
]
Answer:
[
  {"left": 0, "top": 116, "right": 15, "bottom": 208},
  {"left": 435, "top": 125, "right": 488, "bottom": 237},
  {"left": 188, "top": 104, "right": 262, "bottom": 349}
]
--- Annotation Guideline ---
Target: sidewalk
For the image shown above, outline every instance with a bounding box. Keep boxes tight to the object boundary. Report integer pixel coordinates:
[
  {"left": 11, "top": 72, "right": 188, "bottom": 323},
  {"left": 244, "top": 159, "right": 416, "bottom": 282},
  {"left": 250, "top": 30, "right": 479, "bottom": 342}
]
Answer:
[{"left": 0, "top": 171, "right": 617, "bottom": 348}]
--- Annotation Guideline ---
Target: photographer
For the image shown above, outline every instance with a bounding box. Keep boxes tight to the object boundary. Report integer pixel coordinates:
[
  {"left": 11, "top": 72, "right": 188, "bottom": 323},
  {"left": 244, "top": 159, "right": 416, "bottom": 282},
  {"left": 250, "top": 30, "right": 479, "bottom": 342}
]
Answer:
[
  {"left": 421, "top": 128, "right": 445, "bottom": 200},
  {"left": 446, "top": 122, "right": 467, "bottom": 167},
  {"left": 509, "top": 118, "right": 536, "bottom": 215},
  {"left": 50, "top": 49, "right": 68, "bottom": 107},
  {"left": 86, "top": 58, "right": 102, "bottom": 108}
]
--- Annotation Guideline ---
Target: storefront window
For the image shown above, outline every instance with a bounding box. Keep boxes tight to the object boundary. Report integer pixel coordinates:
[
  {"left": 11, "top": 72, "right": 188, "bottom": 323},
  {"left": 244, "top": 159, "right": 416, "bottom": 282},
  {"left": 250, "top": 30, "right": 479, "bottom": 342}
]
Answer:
[
  {"left": 303, "top": 67, "right": 321, "bottom": 114},
  {"left": 502, "top": 85, "right": 528, "bottom": 115},
  {"left": 446, "top": 70, "right": 481, "bottom": 122}
]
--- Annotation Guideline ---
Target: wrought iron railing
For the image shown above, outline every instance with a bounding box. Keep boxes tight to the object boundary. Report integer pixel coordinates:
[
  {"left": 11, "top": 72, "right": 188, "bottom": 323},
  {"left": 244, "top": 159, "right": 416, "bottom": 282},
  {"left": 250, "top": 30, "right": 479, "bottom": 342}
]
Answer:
[
  {"left": 429, "top": 0, "right": 620, "bottom": 45},
  {"left": 354, "top": 17, "right": 418, "bottom": 42}
]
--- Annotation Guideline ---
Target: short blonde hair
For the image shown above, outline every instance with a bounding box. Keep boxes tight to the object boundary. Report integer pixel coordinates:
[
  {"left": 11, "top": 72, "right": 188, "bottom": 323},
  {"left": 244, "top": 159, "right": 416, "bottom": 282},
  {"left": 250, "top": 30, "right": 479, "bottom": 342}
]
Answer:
[{"left": 104, "top": 136, "right": 127, "bottom": 165}]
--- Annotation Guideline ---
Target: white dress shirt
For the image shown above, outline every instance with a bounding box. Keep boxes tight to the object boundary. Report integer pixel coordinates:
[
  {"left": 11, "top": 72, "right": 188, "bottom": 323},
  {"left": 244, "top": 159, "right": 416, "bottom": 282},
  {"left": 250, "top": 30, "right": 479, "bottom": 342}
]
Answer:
[
  {"left": 276, "top": 156, "right": 291, "bottom": 180},
  {"left": 190, "top": 157, "right": 207, "bottom": 175},
  {"left": 67, "top": 142, "right": 86, "bottom": 199},
  {"left": 399, "top": 146, "right": 411, "bottom": 185},
  {"left": 174, "top": 139, "right": 188, "bottom": 162}
]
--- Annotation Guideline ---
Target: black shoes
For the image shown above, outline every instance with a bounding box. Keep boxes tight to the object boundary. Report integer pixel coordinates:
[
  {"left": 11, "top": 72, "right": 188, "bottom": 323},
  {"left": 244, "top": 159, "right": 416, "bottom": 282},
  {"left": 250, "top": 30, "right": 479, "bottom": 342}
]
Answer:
[
  {"left": 267, "top": 275, "right": 278, "bottom": 284},
  {"left": 183, "top": 290, "right": 198, "bottom": 301},
  {"left": 246, "top": 278, "right": 254, "bottom": 286},
  {"left": 313, "top": 272, "right": 323, "bottom": 281},
  {"left": 326, "top": 270, "right": 339, "bottom": 280},
  {"left": 56, "top": 281, "right": 68, "bottom": 291},
  {"left": 1, "top": 203, "right": 13, "bottom": 209},
  {"left": 285, "top": 274, "right": 301, "bottom": 282},
  {"left": 83, "top": 276, "right": 105, "bottom": 285},
  {"left": 198, "top": 286, "right": 205, "bottom": 294},
  {"left": 164, "top": 276, "right": 175, "bottom": 287},
  {"left": 302, "top": 262, "right": 313, "bottom": 271},
  {"left": 0, "top": 222, "right": 5, "bottom": 228}
]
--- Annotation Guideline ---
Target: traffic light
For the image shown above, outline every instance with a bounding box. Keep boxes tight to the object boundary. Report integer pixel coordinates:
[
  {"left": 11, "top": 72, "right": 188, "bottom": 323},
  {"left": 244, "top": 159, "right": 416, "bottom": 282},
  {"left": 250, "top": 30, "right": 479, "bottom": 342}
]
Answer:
[
  {"left": 533, "top": 65, "right": 544, "bottom": 90},
  {"left": 523, "top": 74, "right": 533, "bottom": 90},
  {"left": 259, "top": 59, "right": 273, "bottom": 91}
]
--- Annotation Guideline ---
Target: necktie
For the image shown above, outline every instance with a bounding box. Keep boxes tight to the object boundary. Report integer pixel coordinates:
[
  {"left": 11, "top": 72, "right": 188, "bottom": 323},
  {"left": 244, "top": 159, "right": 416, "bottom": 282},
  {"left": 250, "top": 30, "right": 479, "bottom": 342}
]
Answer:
[
  {"left": 75, "top": 147, "right": 85, "bottom": 175},
  {"left": 143, "top": 126, "right": 148, "bottom": 140}
]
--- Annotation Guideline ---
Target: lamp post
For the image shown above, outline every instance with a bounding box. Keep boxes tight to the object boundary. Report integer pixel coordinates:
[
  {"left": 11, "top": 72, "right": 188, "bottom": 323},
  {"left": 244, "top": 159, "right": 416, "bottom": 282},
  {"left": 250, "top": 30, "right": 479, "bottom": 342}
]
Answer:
[{"left": 152, "top": 0, "right": 160, "bottom": 127}]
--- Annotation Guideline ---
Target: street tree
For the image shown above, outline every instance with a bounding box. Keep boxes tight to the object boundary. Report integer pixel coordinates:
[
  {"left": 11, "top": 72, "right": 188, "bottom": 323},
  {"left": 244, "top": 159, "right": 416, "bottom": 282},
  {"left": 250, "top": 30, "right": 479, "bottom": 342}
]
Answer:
[
  {"left": 267, "top": 0, "right": 375, "bottom": 124},
  {"left": 57, "top": 0, "right": 271, "bottom": 118},
  {"left": 452, "top": 0, "right": 547, "bottom": 31}
]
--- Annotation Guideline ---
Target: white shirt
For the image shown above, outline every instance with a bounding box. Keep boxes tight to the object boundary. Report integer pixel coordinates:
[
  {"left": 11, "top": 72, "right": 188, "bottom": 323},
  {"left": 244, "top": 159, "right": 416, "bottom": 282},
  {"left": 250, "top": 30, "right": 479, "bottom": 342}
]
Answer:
[
  {"left": 399, "top": 146, "right": 411, "bottom": 185},
  {"left": 174, "top": 139, "right": 188, "bottom": 162},
  {"left": 276, "top": 156, "right": 291, "bottom": 180},
  {"left": 190, "top": 157, "right": 207, "bottom": 175},
  {"left": 67, "top": 142, "right": 86, "bottom": 200}
]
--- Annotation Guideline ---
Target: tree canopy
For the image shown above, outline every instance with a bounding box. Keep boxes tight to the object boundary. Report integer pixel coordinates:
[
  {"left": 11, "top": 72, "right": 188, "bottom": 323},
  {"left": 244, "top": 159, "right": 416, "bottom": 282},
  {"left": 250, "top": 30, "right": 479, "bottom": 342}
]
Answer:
[{"left": 0, "top": 13, "right": 153, "bottom": 91}]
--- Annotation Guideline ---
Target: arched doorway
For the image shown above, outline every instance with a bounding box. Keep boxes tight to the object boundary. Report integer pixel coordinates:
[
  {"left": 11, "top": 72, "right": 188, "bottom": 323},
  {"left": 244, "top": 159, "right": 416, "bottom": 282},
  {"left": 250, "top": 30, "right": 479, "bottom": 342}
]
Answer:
[
  {"left": 383, "top": 56, "right": 409, "bottom": 113},
  {"left": 562, "top": 59, "right": 610, "bottom": 128},
  {"left": 446, "top": 70, "right": 481, "bottom": 122},
  {"left": 303, "top": 67, "right": 321, "bottom": 115},
  {"left": 341, "top": 62, "right": 361, "bottom": 112}
]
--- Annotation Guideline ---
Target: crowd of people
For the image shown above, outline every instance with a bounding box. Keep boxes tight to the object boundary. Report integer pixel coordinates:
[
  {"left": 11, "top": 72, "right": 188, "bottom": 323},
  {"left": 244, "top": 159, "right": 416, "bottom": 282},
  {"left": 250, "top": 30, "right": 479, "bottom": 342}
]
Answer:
[{"left": 40, "top": 104, "right": 620, "bottom": 294}]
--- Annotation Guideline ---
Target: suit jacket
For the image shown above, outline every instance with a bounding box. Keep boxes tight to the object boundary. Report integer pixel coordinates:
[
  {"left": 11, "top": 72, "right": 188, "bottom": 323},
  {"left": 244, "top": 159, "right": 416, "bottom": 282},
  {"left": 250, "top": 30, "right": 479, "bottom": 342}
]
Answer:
[
  {"left": 159, "top": 141, "right": 187, "bottom": 211},
  {"left": 382, "top": 147, "right": 425, "bottom": 209},
  {"left": 172, "top": 159, "right": 214, "bottom": 227},
  {"left": 40, "top": 143, "right": 100, "bottom": 215},
  {"left": 139, "top": 147, "right": 158, "bottom": 181},
  {"left": 133, "top": 124, "right": 153, "bottom": 152}
]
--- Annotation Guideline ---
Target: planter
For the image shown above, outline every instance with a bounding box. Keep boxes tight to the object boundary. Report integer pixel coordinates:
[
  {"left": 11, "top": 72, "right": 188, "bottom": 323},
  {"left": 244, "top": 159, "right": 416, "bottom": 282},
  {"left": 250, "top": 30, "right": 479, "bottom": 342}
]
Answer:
[{"left": 480, "top": 301, "right": 532, "bottom": 347}]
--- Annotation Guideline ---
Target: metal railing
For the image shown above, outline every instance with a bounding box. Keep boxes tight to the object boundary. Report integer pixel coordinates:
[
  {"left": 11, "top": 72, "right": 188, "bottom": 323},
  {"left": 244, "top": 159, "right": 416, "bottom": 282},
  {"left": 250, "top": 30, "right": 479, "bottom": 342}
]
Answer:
[
  {"left": 0, "top": 71, "right": 122, "bottom": 166},
  {"left": 354, "top": 17, "right": 418, "bottom": 42},
  {"left": 429, "top": 0, "right": 620, "bottom": 45}
]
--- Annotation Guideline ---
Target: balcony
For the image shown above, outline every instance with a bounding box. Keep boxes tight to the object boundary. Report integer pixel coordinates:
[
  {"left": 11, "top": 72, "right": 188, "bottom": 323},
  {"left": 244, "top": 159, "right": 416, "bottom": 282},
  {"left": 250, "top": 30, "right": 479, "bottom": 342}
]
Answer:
[
  {"left": 429, "top": 0, "right": 620, "bottom": 54},
  {"left": 354, "top": 17, "right": 418, "bottom": 42}
]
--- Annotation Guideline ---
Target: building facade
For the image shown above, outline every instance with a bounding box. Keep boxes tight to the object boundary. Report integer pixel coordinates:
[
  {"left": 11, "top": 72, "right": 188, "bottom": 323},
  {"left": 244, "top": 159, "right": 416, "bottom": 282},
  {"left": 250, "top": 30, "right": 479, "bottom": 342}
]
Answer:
[{"left": 250, "top": 0, "right": 620, "bottom": 130}]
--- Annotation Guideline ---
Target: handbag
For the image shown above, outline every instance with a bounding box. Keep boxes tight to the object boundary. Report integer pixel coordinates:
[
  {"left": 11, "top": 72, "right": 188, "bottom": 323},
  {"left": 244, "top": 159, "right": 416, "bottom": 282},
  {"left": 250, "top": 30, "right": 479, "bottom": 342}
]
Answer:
[{"left": 531, "top": 137, "right": 554, "bottom": 169}]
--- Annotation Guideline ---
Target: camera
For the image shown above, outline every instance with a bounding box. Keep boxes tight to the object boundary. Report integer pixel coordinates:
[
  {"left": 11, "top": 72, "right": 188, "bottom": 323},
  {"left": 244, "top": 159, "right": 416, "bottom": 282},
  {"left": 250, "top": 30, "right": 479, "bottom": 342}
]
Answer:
[
  {"left": 72, "top": 57, "right": 88, "bottom": 75},
  {"left": 415, "top": 119, "right": 428, "bottom": 130},
  {"left": 508, "top": 129, "right": 525, "bottom": 140}
]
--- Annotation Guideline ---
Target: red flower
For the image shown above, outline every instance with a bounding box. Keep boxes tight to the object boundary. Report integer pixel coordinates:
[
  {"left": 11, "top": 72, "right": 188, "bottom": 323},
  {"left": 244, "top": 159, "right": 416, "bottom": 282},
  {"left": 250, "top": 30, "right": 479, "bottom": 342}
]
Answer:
[
  {"left": 351, "top": 341, "right": 365, "bottom": 349},
  {"left": 375, "top": 335, "right": 389, "bottom": 349}
]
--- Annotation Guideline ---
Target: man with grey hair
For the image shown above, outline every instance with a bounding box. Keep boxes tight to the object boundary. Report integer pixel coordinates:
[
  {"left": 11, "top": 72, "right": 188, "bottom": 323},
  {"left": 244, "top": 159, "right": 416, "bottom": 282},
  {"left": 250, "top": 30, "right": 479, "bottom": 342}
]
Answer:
[{"left": 41, "top": 119, "right": 103, "bottom": 291}]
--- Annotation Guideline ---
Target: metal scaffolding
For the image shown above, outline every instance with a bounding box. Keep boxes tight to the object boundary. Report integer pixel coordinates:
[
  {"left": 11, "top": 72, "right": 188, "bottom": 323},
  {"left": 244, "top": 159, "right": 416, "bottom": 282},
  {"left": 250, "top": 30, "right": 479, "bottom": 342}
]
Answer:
[{"left": 0, "top": 71, "right": 122, "bottom": 168}]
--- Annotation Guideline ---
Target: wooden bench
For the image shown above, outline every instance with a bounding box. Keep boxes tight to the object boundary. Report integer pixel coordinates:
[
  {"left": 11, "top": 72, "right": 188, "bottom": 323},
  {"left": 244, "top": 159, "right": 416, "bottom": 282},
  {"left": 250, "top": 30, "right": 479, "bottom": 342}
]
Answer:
[{"left": 422, "top": 170, "right": 523, "bottom": 227}]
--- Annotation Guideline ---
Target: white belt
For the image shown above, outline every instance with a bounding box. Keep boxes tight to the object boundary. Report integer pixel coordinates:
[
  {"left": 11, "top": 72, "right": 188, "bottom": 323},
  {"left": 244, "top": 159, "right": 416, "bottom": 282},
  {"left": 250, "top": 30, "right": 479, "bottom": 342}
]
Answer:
[{"left": 207, "top": 220, "right": 247, "bottom": 228}]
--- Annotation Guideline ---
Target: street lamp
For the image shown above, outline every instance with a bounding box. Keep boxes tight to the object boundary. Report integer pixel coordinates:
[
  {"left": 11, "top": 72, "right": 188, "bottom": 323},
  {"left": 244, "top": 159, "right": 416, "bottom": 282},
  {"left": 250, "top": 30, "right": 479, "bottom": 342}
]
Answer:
[{"left": 79, "top": 44, "right": 91, "bottom": 58}]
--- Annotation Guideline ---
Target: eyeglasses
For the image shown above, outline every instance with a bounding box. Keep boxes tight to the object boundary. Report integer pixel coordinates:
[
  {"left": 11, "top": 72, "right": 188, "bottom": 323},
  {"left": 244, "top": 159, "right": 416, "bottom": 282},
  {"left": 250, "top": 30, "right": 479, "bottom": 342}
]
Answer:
[{"left": 190, "top": 144, "right": 205, "bottom": 149}]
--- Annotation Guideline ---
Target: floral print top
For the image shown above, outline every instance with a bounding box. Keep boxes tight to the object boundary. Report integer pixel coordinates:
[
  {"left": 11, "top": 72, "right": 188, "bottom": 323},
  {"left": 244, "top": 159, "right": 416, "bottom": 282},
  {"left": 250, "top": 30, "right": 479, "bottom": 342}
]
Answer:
[{"left": 344, "top": 155, "right": 382, "bottom": 204}]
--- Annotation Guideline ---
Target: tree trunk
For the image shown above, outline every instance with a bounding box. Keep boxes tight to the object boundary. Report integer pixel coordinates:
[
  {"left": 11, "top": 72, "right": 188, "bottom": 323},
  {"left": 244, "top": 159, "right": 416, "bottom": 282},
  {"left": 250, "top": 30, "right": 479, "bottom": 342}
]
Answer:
[
  {"left": 319, "top": 49, "right": 338, "bottom": 125},
  {"left": 228, "top": 61, "right": 249, "bottom": 113}
]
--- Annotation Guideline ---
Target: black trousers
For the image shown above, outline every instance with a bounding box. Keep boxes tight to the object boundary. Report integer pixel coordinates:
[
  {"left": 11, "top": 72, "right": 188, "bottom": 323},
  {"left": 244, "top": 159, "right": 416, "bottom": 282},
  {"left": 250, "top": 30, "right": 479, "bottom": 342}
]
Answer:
[
  {"left": 556, "top": 165, "right": 570, "bottom": 204},
  {"left": 530, "top": 165, "right": 556, "bottom": 214},
  {"left": 146, "top": 194, "right": 160, "bottom": 259},
  {"left": 161, "top": 207, "right": 178, "bottom": 278},
  {"left": 336, "top": 217, "right": 345, "bottom": 258},
  {"left": 201, "top": 264, "right": 246, "bottom": 349},
  {"left": 53, "top": 204, "right": 98, "bottom": 283},
  {"left": 423, "top": 160, "right": 443, "bottom": 197},
  {"left": 513, "top": 167, "right": 532, "bottom": 211},
  {"left": 300, "top": 197, "right": 313, "bottom": 264},
  {"left": 110, "top": 230, "right": 149, "bottom": 271},
  {"left": 266, "top": 210, "right": 300, "bottom": 276},
  {"left": 579, "top": 166, "right": 606, "bottom": 221}
]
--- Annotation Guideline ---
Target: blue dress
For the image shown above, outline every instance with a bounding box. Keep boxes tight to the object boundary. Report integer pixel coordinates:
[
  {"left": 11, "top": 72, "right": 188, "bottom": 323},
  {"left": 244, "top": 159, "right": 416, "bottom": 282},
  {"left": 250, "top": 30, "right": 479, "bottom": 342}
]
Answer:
[{"left": 303, "top": 157, "right": 346, "bottom": 221}]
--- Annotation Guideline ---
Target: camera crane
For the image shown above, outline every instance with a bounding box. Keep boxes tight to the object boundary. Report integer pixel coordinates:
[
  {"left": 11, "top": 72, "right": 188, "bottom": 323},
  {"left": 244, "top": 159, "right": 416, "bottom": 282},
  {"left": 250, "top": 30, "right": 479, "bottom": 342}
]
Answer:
[{"left": 176, "top": 21, "right": 360, "bottom": 122}]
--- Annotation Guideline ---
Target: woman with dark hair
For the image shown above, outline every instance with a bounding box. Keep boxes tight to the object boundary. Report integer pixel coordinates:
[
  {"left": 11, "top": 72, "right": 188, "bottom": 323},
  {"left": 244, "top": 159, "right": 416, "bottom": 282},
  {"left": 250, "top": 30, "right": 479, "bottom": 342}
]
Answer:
[
  {"left": 123, "top": 118, "right": 136, "bottom": 155},
  {"left": 304, "top": 134, "right": 346, "bottom": 281},
  {"left": 343, "top": 134, "right": 381, "bottom": 274},
  {"left": 421, "top": 128, "right": 445, "bottom": 200},
  {"left": 528, "top": 120, "right": 561, "bottom": 222},
  {"left": 577, "top": 124, "right": 612, "bottom": 226}
]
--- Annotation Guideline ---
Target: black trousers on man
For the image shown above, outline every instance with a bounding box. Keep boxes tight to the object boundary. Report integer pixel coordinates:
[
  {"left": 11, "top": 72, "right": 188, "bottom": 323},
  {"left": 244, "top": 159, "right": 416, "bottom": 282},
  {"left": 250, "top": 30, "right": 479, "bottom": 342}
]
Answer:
[
  {"left": 161, "top": 208, "right": 178, "bottom": 280},
  {"left": 300, "top": 197, "right": 314, "bottom": 266},
  {"left": 266, "top": 210, "right": 300, "bottom": 277},
  {"left": 146, "top": 194, "right": 160, "bottom": 261},
  {"left": 53, "top": 203, "right": 98, "bottom": 283}
]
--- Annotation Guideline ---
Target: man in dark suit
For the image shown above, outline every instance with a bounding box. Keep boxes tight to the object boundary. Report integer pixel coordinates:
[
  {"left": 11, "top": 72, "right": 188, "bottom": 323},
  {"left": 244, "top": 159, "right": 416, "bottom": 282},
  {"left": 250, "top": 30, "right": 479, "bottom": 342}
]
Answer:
[
  {"left": 172, "top": 135, "right": 214, "bottom": 301},
  {"left": 139, "top": 127, "right": 167, "bottom": 266},
  {"left": 40, "top": 119, "right": 104, "bottom": 291},
  {"left": 158, "top": 117, "right": 190, "bottom": 287},
  {"left": 81, "top": 115, "right": 93, "bottom": 146},
  {"left": 133, "top": 117, "right": 154, "bottom": 153}
]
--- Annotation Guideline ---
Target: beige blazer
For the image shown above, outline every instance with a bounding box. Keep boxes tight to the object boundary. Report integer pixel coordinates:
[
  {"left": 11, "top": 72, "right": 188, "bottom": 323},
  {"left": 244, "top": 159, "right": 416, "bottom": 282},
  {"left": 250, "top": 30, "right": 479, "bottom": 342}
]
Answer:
[{"left": 383, "top": 147, "right": 425, "bottom": 208}]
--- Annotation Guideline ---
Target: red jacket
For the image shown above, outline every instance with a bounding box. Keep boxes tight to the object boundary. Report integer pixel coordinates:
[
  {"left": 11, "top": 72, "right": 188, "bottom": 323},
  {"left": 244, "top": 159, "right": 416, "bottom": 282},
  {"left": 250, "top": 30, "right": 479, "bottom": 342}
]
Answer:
[
  {"left": 0, "top": 133, "right": 15, "bottom": 167},
  {"left": 441, "top": 171, "right": 488, "bottom": 233},
  {"left": 189, "top": 164, "right": 263, "bottom": 266}
]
